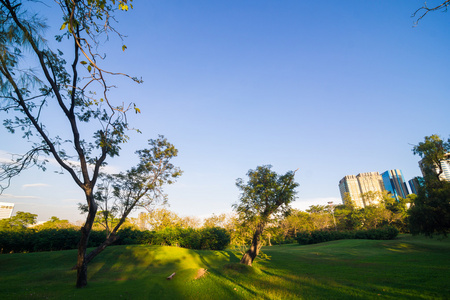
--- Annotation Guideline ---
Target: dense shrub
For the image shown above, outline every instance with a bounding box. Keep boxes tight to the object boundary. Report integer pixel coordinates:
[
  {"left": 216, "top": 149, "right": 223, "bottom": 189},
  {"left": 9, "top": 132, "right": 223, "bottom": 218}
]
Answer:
[
  {"left": 0, "top": 228, "right": 105, "bottom": 253},
  {"left": 0, "top": 230, "right": 34, "bottom": 253},
  {"left": 199, "top": 227, "right": 231, "bottom": 250},
  {"left": 0, "top": 226, "right": 231, "bottom": 254},
  {"left": 270, "top": 233, "right": 296, "bottom": 245},
  {"left": 297, "top": 226, "right": 399, "bottom": 245},
  {"left": 117, "top": 227, "right": 230, "bottom": 250}
]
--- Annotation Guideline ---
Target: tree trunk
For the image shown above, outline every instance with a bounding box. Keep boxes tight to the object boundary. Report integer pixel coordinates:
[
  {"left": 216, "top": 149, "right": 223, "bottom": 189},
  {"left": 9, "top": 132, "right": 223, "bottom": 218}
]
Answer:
[
  {"left": 84, "top": 234, "right": 119, "bottom": 265},
  {"left": 76, "top": 192, "right": 97, "bottom": 288},
  {"left": 240, "top": 221, "right": 265, "bottom": 266},
  {"left": 74, "top": 208, "right": 130, "bottom": 270}
]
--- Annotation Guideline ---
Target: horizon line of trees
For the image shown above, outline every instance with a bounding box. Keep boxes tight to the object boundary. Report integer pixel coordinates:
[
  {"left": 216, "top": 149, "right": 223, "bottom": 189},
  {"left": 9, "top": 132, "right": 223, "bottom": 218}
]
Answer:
[{"left": 0, "top": 189, "right": 414, "bottom": 250}]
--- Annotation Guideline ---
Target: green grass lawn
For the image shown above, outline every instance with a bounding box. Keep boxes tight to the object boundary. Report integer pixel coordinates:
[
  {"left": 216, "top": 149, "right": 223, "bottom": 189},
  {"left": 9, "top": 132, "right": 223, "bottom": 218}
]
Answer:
[{"left": 0, "top": 234, "right": 449, "bottom": 299}]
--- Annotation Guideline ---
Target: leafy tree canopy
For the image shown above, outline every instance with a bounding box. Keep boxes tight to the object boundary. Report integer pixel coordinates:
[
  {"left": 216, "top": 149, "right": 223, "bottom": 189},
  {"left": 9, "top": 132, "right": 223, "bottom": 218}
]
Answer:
[
  {"left": 413, "top": 134, "right": 450, "bottom": 183},
  {"left": 234, "top": 165, "right": 299, "bottom": 223},
  {"left": 0, "top": 211, "right": 37, "bottom": 230}
]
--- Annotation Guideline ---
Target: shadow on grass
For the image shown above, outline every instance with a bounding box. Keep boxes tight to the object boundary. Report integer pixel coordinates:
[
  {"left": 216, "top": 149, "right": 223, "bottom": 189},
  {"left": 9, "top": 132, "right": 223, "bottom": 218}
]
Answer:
[{"left": 1, "top": 236, "right": 448, "bottom": 299}]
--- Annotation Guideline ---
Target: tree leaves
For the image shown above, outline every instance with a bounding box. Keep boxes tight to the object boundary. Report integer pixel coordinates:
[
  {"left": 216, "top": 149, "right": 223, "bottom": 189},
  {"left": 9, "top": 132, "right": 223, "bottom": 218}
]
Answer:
[{"left": 234, "top": 165, "right": 299, "bottom": 222}]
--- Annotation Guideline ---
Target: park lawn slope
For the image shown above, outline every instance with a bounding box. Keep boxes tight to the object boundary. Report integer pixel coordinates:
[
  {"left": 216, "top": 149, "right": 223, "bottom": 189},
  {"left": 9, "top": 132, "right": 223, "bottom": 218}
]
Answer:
[{"left": 0, "top": 235, "right": 448, "bottom": 299}]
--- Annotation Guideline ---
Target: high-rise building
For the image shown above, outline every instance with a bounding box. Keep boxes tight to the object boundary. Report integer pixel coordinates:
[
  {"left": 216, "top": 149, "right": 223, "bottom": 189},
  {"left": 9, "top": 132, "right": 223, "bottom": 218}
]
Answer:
[
  {"left": 440, "top": 153, "right": 450, "bottom": 181},
  {"left": 419, "top": 153, "right": 450, "bottom": 182},
  {"left": 339, "top": 175, "right": 364, "bottom": 208},
  {"left": 408, "top": 177, "right": 421, "bottom": 195},
  {"left": 0, "top": 202, "right": 14, "bottom": 220},
  {"left": 381, "top": 169, "right": 410, "bottom": 200},
  {"left": 339, "top": 172, "right": 384, "bottom": 208}
]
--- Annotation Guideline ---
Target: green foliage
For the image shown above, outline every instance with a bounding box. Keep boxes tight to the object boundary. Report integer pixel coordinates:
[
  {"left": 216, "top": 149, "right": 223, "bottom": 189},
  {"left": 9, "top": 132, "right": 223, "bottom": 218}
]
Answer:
[
  {"left": 83, "top": 136, "right": 182, "bottom": 232},
  {"left": 409, "top": 134, "right": 450, "bottom": 236},
  {"left": 0, "top": 0, "right": 139, "bottom": 185},
  {"left": 413, "top": 134, "right": 450, "bottom": 182},
  {"left": 270, "top": 195, "right": 410, "bottom": 246},
  {"left": 0, "top": 228, "right": 107, "bottom": 253},
  {"left": 117, "top": 227, "right": 230, "bottom": 250},
  {"left": 0, "top": 226, "right": 230, "bottom": 254},
  {"left": 234, "top": 165, "right": 299, "bottom": 222},
  {"left": 199, "top": 227, "right": 231, "bottom": 250},
  {"left": 140, "top": 207, "right": 185, "bottom": 231},
  {"left": 296, "top": 227, "right": 399, "bottom": 245},
  {"left": 34, "top": 216, "right": 75, "bottom": 230},
  {"left": 409, "top": 181, "right": 450, "bottom": 236},
  {"left": 203, "top": 213, "right": 228, "bottom": 229},
  {"left": 277, "top": 209, "right": 313, "bottom": 240},
  {"left": 0, "top": 211, "right": 37, "bottom": 230}
]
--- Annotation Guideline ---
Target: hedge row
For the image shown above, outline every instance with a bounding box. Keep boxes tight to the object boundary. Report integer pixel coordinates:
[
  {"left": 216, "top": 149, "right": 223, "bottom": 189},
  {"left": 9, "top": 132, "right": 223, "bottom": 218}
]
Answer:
[
  {"left": 115, "top": 227, "right": 231, "bottom": 250},
  {"left": 0, "top": 229, "right": 107, "bottom": 253},
  {"left": 0, "top": 227, "right": 230, "bottom": 254},
  {"left": 296, "top": 226, "right": 399, "bottom": 245}
]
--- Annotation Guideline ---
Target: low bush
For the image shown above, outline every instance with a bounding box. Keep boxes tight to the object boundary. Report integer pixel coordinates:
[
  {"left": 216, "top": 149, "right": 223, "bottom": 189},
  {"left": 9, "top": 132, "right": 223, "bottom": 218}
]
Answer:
[{"left": 297, "top": 226, "right": 399, "bottom": 245}]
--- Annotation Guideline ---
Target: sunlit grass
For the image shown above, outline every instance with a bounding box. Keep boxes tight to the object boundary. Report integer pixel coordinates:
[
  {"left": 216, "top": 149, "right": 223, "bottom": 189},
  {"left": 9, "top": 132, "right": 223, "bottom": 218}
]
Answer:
[{"left": 0, "top": 235, "right": 448, "bottom": 299}]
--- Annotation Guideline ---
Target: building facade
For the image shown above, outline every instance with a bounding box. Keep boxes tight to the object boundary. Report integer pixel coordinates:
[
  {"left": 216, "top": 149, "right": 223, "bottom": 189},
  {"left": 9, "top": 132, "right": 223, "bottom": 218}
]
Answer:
[
  {"left": 381, "top": 169, "right": 410, "bottom": 200},
  {"left": 339, "top": 172, "right": 385, "bottom": 208},
  {"left": 0, "top": 202, "right": 15, "bottom": 220},
  {"left": 440, "top": 153, "right": 450, "bottom": 181},
  {"left": 339, "top": 175, "right": 364, "bottom": 208},
  {"left": 408, "top": 177, "right": 421, "bottom": 195},
  {"left": 419, "top": 153, "right": 450, "bottom": 182}
]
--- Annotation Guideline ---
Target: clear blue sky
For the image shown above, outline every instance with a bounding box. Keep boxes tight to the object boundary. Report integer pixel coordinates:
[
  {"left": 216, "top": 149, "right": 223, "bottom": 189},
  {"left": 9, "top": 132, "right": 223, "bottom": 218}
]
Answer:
[{"left": 1, "top": 0, "right": 449, "bottom": 223}]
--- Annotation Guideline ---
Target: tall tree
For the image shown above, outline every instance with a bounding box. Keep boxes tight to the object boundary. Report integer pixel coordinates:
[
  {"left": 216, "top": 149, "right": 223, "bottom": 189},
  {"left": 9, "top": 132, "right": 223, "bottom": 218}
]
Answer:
[
  {"left": 279, "top": 209, "right": 313, "bottom": 239},
  {"left": 413, "top": 134, "right": 450, "bottom": 183},
  {"left": 0, "top": 0, "right": 138, "bottom": 288},
  {"left": 233, "top": 165, "right": 298, "bottom": 266},
  {"left": 410, "top": 135, "right": 450, "bottom": 236},
  {"left": 306, "top": 205, "right": 333, "bottom": 231}
]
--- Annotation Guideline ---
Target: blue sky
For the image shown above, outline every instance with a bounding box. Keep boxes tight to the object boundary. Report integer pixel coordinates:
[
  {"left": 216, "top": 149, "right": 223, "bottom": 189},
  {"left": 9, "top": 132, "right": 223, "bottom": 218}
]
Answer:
[{"left": 1, "top": 0, "right": 449, "bottom": 223}]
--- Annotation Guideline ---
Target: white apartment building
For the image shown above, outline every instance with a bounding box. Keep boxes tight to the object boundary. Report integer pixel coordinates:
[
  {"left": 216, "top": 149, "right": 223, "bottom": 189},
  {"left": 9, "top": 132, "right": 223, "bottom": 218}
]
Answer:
[{"left": 339, "top": 172, "right": 385, "bottom": 208}]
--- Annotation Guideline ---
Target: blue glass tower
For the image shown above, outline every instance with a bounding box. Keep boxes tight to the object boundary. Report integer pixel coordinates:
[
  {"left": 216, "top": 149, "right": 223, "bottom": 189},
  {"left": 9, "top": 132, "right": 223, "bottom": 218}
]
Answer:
[{"left": 381, "top": 169, "right": 410, "bottom": 200}]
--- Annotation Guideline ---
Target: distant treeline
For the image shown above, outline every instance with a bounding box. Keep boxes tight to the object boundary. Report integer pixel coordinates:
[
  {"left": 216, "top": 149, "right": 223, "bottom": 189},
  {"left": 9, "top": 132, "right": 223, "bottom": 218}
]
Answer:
[{"left": 0, "top": 227, "right": 230, "bottom": 254}]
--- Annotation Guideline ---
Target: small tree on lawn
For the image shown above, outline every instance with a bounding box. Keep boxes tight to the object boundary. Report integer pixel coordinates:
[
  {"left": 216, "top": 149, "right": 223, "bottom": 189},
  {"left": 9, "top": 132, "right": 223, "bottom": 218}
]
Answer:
[
  {"left": 233, "top": 165, "right": 298, "bottom": 266},
  {"left": 80, "top": 136, "right": 182, "bottom": 265}
]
